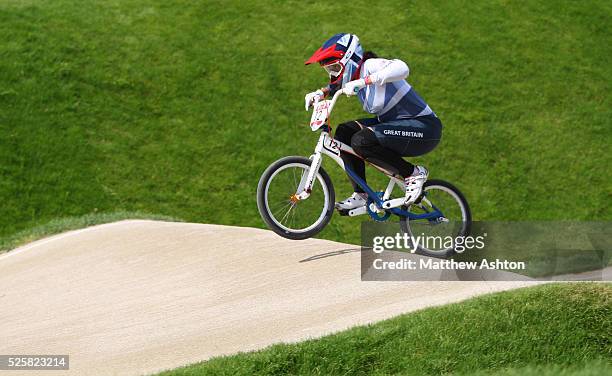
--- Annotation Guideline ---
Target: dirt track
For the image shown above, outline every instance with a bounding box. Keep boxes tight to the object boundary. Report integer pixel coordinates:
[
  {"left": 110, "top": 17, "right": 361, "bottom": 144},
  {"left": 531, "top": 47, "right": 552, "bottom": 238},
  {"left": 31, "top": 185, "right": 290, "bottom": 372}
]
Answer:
[{"left": 0, "top": 220, "right": 534, "bottom": 375}]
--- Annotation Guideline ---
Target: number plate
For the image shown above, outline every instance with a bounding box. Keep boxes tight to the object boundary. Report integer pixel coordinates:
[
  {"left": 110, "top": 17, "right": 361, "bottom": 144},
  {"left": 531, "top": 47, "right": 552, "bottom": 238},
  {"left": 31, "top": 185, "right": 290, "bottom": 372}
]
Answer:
[{"left": 310, "top": 100, "right": 331, "bottom": 131}]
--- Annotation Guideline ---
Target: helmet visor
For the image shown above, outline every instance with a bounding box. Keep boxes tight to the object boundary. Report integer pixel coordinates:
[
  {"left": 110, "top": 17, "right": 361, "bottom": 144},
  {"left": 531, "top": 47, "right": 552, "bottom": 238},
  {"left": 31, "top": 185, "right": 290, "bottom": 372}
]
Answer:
[{"left": 322, "top": 61, "right": 343, "bottom": 77}]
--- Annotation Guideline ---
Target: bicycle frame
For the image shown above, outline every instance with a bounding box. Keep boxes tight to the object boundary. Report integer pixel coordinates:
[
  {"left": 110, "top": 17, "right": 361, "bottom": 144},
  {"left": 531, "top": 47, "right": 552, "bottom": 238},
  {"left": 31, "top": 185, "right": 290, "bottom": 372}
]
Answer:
[{"left": 296, "top": 89, "right": 444, "bottom": 221}]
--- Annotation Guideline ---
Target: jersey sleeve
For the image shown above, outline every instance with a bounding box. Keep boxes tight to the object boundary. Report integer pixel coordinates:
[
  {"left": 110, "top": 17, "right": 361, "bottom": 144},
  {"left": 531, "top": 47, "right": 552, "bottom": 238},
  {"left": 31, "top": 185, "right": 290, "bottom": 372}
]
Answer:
[{"left": 365, "top": 58, "right": 410, "bottom": 85}]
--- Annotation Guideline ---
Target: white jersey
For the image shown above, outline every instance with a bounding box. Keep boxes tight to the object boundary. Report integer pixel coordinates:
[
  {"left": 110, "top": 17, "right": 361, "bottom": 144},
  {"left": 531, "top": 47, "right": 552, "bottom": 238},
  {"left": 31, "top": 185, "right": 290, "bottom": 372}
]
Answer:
[{"left": 356, "top": 58, "right": 434, "bottom": 122}]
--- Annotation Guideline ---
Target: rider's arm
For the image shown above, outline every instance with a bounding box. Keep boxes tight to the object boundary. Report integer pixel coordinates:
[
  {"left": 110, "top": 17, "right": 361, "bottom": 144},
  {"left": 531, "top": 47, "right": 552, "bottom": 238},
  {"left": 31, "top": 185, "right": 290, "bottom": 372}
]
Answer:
[
  {"left": 364, "top": 59, "right": 409, "bottom": 86},
  {"left": 319, "top": 59, "right": 409, "bottom": 96}
]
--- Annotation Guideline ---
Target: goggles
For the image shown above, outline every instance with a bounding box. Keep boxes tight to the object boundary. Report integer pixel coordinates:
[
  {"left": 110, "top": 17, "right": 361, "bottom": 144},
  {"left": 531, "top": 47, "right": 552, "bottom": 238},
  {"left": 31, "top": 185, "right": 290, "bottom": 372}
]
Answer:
[{"left": 322, "top": 61, "right": 343, "bottom": 77}]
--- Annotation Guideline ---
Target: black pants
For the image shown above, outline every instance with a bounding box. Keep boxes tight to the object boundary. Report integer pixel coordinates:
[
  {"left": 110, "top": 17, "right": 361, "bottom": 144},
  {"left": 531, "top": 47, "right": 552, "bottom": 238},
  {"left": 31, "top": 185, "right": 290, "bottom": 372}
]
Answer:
[{"left": 334, "top": 116, "right": 442, "bottom": 193}]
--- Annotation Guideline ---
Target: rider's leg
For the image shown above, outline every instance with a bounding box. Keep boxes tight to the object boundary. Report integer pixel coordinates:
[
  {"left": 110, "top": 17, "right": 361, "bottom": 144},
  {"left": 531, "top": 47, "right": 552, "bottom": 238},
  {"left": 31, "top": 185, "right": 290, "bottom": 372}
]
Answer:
[
  {"left": 334, "top": 119, "right": 379, "bottom": 210},
  {"left": 364, "top": 116, "right": 443, "bottom": 203},
  {"left": 351, "top": 128, "right": 415, "bottom": 177},
  {"left": 352, "top": 129, "right": 430, "bottom": 204},
  {"left": 335, "top": 121, "right": 366, "bottom": 194}
]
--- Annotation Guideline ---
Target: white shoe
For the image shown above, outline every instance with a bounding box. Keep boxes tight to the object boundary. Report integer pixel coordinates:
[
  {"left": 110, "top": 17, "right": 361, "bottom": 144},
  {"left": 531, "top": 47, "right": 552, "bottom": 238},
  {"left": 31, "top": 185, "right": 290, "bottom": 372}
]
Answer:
[
  {"left": 335, "top": 192, "right": 367, "bottom": 210},
  {"left": 404, "top": 166, "right": 428, "bottom": 204}
]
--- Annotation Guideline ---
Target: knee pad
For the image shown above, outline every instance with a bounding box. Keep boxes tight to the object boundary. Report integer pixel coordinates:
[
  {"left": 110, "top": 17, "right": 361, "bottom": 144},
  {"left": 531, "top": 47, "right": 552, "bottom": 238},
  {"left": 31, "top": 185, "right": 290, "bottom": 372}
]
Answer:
[{"left": 335, "top": 121, "right": 361, "bottom": 144}]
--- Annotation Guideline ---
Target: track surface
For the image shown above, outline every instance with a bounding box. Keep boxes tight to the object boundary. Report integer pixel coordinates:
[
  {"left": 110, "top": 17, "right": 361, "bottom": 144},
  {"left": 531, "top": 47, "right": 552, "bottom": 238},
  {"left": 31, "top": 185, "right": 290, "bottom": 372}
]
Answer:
[{"left": 0, "top": 220, "right": 534, "bottom": 375}]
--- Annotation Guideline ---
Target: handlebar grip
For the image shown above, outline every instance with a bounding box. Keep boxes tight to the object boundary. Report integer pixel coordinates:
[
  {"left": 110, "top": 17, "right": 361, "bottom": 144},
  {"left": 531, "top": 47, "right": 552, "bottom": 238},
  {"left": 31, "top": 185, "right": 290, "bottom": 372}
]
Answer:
[{"left": 340, "top": 87, "right": 358, "bottom": 95}]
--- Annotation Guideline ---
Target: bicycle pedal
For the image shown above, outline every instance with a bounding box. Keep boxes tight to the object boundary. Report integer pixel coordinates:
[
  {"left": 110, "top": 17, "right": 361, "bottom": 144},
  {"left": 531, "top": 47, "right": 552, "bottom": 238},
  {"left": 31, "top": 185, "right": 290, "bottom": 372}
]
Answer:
[{"left": 336, "top": 208, "right": 350, "bottom": 216}]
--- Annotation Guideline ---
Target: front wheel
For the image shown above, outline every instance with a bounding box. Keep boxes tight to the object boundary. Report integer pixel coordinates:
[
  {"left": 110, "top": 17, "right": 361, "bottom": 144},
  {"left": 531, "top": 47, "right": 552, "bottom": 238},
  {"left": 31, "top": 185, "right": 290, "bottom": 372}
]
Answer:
[
  {"left": 400, "top": 179, "right": 472, "bottom": 258},
  {"left": 257, "top": 156, "right": 335, "bottom": 240}
]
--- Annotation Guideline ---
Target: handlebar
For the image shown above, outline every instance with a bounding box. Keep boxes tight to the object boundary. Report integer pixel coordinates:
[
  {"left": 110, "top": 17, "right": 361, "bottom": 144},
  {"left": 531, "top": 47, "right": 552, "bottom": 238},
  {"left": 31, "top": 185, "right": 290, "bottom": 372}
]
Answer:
[
  {"left": 327, "top": 88, "right": 349, "bottom": 114},
  {"left": 312, "top": 87, "right": 350, "bottom": 115}
]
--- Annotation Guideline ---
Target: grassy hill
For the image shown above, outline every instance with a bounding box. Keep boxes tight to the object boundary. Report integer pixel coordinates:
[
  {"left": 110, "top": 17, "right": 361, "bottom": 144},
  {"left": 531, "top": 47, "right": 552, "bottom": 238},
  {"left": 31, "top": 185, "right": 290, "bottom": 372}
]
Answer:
[
  {"left": 158, "top": 283, "right": 611, "bottom": 375},
  {"left": 1, "top": 0, "right": 610, "bottom": 246}
]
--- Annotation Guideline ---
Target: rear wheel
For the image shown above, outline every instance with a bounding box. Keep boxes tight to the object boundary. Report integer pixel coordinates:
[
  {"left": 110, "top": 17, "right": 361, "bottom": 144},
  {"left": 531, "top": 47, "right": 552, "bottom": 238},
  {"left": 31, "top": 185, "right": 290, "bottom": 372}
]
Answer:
[
  {"left": 257, "top": 156, "right": 335, "bottom": 240},
  {"left": 400, "top": 179, "right": 471, "bottom": 258}
]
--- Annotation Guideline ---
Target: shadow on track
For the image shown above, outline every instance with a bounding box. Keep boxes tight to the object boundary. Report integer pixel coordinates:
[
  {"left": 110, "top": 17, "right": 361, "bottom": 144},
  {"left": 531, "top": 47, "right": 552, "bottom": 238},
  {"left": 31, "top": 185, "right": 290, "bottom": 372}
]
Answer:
[{"left": 299, "top": 248, "right": 361, "bottom": 263}]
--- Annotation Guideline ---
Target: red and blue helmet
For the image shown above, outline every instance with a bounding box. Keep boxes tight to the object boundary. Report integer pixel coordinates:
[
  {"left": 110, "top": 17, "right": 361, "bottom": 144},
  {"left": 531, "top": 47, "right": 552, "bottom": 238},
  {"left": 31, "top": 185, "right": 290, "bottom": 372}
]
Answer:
[{"left": 305, "top": 33, "right": 363, "bottom": 86}]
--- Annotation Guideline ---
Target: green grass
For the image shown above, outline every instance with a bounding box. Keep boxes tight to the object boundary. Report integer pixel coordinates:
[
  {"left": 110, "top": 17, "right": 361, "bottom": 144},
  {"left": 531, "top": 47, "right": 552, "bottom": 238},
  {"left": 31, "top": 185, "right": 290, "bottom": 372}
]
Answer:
[
  {"left": 1, "top": 0, "right": 610, "bottom": 246},
  {"left": 0, "top": 210, "right": 180, "bottom": 252},
  {"left": 157, "top": 283, "right": 611, "bottom": 375}
]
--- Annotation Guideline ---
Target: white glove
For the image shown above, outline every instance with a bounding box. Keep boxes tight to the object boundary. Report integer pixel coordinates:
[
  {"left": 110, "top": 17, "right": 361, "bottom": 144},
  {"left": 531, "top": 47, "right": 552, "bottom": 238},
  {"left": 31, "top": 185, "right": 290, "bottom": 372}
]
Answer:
[
  {"left": 305, "top": 89, "right": 325, "bottom": 110},
  {"left": 343, "top": 78, "right": 367, "bottom": 96}
]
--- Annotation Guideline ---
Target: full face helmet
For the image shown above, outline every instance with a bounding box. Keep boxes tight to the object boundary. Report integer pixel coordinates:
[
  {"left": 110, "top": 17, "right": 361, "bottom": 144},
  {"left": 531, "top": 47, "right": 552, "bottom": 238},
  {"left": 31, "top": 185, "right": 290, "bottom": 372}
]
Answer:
[{"left": 305, "top": 33, "right": 363, "bottom": 87}]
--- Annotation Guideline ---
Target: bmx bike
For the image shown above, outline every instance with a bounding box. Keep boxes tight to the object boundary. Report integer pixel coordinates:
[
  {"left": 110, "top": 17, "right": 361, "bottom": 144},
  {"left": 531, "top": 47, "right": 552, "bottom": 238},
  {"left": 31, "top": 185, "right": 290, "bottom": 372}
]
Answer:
[{"left": 257, "top": 88, "right": 471, "bottom": 257}]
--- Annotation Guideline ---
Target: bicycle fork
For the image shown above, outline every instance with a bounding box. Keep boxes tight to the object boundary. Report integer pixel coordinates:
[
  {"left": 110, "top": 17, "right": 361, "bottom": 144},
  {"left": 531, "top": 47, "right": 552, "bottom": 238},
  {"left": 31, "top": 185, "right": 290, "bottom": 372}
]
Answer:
[{"left": 295, "top": 133, "right": 327, "bottom": 200}]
